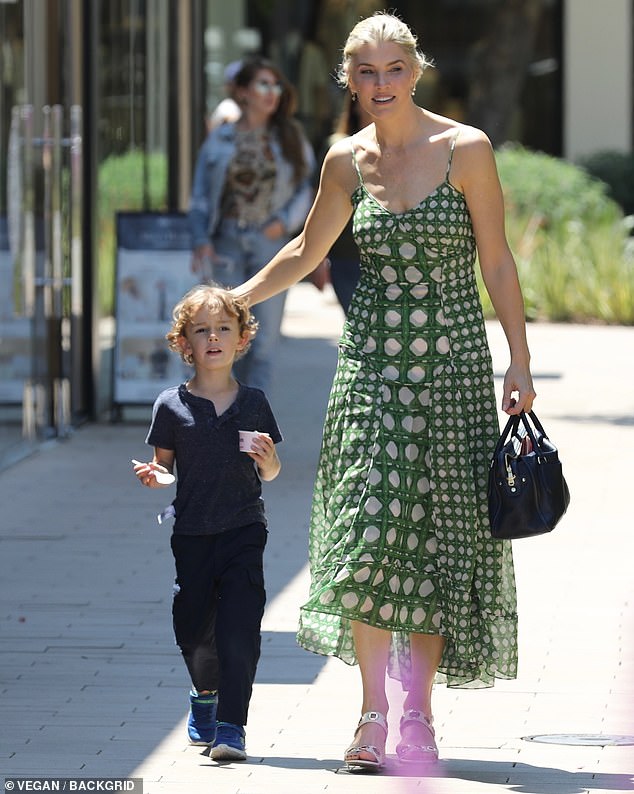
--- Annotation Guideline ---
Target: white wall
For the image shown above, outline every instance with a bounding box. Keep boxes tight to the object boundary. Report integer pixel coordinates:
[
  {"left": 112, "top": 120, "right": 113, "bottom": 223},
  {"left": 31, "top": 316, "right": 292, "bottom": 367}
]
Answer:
[{"left": 564, "top": 0, "right": 632, "bottom": 159}]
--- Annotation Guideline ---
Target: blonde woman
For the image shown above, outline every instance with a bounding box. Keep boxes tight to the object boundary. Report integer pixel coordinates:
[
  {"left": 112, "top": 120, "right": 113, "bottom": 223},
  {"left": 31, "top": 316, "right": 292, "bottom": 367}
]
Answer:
[{"left": 232, "top": 12, "right": 535, "bottom": 770}]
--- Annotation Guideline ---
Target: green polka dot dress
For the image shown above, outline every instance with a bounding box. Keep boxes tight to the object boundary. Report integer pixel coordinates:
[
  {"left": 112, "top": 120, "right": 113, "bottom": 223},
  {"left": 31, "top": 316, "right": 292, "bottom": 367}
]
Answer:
[{"left": 296, "top": 134, "right": 518, "bottom": 689}]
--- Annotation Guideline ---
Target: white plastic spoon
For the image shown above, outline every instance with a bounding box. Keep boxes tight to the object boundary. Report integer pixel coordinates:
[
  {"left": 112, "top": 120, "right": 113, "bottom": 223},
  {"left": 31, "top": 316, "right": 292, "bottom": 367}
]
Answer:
[{"left": 131, "top": 459, "right": 175, "bottom": 485}]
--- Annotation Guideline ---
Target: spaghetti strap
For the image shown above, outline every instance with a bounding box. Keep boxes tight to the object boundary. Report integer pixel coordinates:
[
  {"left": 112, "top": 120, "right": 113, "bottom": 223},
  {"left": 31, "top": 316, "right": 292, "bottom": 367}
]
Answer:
[
  {"left": 350, "top": 139, "right": 364, "bottom": 186},
  {"left": 445, "top": 130, "right": 461, "bottom": 181}
]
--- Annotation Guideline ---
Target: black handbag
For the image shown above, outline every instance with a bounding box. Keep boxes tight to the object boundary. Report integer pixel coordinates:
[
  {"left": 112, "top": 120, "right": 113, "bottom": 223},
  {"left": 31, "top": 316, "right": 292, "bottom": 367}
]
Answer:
[{"left": 487, "top": 410, "right": 570, "bottom": 539}]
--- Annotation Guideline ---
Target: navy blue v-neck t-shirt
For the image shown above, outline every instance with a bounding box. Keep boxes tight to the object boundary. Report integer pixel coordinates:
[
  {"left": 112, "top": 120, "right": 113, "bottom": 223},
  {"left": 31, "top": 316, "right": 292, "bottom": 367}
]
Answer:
[{"left": 146, "top": 383, "right": 282, "bottom": 535}]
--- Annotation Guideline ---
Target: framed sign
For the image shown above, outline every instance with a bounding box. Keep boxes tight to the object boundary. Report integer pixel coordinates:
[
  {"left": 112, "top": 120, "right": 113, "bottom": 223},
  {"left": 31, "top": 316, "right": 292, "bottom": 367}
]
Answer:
[
  {"left": 113, "top": 212, "right": 199, "bottom": 405},
  {"left": 0, "top": 216, "right": 31, "bottom": 403}
]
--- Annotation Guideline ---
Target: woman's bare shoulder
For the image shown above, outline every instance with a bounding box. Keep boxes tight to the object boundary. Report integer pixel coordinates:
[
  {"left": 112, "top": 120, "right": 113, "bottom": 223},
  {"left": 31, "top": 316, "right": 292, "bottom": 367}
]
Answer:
[
  {"left": 454, "top": 123, "right": 492, "bottom": 149},
  {"left": 449, "top": 124, "right": 499, "bottom": 192},
  {"left": 321, "top": 134, "right": 363, "bottom": 195},
  {"left": 424, "top": 110, "right": 490, "bottom": 147}
]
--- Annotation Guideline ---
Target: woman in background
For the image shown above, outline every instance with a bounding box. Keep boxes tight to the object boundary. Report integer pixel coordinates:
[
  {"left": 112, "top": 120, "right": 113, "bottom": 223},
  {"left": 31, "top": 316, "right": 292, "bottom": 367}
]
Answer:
[{"left": 189, "top": 57, "right": 314, "bottom": 392}]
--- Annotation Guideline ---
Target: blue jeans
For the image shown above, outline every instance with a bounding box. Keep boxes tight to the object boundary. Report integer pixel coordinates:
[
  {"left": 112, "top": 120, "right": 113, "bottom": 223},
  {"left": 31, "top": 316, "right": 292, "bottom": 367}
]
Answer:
[{"left": 211, "top": 220, "right": 289, "bottom": 392}]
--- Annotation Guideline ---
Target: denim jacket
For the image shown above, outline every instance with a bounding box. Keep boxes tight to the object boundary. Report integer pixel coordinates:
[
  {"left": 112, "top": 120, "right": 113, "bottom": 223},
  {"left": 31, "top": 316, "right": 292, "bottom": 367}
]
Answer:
[{"left": 188, "top": 122, "right": 315, "bottom": 249}]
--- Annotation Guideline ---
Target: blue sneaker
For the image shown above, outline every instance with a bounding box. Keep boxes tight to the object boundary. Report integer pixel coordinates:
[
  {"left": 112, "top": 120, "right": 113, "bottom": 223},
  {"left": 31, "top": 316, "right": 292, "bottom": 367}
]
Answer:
[
  {"left": 187, "top": 690, "right": 218, "bottom": 745},
  {"left": 211, "top": 721, "right": 247, "bottom": 761}
]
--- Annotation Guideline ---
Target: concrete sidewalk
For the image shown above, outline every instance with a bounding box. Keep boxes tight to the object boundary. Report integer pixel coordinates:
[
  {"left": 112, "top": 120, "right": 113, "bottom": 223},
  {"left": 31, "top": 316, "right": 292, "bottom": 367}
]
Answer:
[{"left": 1, "top": 283, "right": 633, "bottom": 794}]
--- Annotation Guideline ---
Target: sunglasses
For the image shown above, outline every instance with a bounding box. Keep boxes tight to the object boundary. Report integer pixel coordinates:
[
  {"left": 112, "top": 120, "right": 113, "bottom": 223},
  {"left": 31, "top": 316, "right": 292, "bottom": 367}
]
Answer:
[{"left": 252, "top": 80, "right": 283, "bottom": 97}]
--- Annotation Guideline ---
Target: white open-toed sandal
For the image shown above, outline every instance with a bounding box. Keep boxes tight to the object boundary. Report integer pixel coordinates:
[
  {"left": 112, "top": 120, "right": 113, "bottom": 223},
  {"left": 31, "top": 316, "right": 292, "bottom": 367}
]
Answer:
[
  {"left": 344, "top": 710, "right": 388, "bottom": 771},
  {"left": 396, "top": 709, "right": 439, "bottom": 763}
]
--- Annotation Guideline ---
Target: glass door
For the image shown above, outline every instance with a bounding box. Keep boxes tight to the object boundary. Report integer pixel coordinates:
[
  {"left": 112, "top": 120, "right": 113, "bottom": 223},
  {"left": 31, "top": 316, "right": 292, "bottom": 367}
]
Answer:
[
  {"left": 0, "top": 0, "right": 29, "bottom": 466},
  {"left": 0, "top": 0, "right": 85, "bottom": 467},
  {"left": 90, "top": 0, "right": 172, "bottom": 417}
]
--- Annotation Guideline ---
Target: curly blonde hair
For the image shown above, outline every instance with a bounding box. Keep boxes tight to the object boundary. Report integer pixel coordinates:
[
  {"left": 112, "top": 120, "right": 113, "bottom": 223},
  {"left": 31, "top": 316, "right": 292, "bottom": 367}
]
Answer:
[
  {"left": 337, "top": 11, "right": 433, "bottom": 90},
  {"left": 166, "top": 284, "right": 258, "bottom": 365}
]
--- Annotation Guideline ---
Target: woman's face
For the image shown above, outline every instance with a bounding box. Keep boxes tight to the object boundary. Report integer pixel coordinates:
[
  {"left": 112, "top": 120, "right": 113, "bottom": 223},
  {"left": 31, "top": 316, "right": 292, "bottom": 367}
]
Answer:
[
  {"left": 245, "top": 68, "right": 283, "bottom": 118},
  {"left": 348, "top": 41, "right": 416, "bottom": 115}
]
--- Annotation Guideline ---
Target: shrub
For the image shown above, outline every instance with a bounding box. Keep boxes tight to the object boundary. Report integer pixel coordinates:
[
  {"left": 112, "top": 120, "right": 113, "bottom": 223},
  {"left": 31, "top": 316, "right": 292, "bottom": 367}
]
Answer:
[
  {"left": 478, "top": 144, "right": 634, "bottom": 324},
  {"left": 577, "top": 149, "right": 634, "bottom": 217},
  {"left": 97, "top": 150, "right": 167, "bottom": 315},
  {"left": 495, "top": 144, "right": 622, "bottom": 228}
]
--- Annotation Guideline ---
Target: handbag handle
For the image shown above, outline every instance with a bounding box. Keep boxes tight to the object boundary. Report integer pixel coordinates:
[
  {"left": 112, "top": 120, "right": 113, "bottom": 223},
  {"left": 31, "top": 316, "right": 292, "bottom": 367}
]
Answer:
[{"left": 493, "top": 410, "right": 548, "bottom": 459}]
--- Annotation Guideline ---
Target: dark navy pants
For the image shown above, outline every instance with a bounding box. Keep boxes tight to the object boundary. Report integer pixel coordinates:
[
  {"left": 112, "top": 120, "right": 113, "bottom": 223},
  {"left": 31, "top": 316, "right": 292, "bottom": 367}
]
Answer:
[{"left": 170, "top": 523, "right": 267, "bottom": 726}]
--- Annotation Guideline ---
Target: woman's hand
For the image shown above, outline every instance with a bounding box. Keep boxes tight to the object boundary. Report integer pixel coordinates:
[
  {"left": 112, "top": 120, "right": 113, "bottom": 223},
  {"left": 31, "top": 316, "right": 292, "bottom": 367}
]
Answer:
[
  {"left": 191, "top": 244, "right": 214, "bottom": 275},
  {"left": 307, "top": 257, "right": 331, "bottom": 291},
  {"left": 502, "top": 363, "right": 536, "bottom": 415},
  {"left": 262, "top": 220, "right": 285, "bottom": 240}
]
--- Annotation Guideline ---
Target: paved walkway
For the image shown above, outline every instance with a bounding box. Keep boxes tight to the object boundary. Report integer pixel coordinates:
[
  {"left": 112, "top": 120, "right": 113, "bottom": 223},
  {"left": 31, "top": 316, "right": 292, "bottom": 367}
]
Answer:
[{"left": 2, "top": 284, "right": 633, "bottom": 793}]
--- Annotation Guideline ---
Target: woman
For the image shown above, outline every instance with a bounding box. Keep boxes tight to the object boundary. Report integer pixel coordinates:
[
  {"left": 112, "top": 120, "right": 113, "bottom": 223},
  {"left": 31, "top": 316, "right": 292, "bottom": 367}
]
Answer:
[
  {"left": 232, "top": 13, "right": 535, "bottom": 770},
  {"left": 189, "top": 57, "right": 314, "bottom": 392}
]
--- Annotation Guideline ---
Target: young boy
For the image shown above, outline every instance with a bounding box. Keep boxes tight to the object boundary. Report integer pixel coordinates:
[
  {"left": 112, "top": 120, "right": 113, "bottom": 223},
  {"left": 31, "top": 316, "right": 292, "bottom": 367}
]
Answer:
[{"left": 133, "top": 284, "right": 282, "bottom": 761}]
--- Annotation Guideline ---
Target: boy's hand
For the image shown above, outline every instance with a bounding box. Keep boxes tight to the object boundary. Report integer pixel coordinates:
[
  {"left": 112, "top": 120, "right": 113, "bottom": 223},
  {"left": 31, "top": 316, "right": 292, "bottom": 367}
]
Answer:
[
  {"left": 131, "top": 459, "right": 175, "bottom": 487},
  {"left": 246, "top": 434, "right": 281, "bottom": 482}
]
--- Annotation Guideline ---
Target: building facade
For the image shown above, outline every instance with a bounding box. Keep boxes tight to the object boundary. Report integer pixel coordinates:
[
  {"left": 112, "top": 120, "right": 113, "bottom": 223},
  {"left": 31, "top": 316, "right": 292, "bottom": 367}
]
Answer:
[{"left": 0, "top": 0, "right": 632, "bottom": 466}]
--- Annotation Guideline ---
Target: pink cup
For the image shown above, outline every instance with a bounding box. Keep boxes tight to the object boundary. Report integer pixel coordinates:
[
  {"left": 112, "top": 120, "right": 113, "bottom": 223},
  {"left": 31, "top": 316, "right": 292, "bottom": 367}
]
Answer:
[{"left": 239, "top": 430, "right": 269, "bottom": 452}]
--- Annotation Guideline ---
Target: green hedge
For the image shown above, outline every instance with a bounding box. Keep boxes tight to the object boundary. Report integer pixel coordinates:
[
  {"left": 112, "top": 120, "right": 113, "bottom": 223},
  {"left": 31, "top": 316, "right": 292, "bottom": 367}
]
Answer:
[
  {"left": 577, "top": 149, "right": 634, "bottom": 217},
  {"left": 97, "top": 150, "right": 167, "bottom": 315},
  {"left": 479, "top": 145, "right": 634, "bottom": 324}
]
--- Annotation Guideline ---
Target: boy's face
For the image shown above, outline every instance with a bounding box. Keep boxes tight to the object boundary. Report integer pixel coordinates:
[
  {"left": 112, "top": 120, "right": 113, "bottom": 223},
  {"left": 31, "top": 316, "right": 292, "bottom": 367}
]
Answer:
[{"left": 179, "top": 305, "right": 249, "bottom": 371}]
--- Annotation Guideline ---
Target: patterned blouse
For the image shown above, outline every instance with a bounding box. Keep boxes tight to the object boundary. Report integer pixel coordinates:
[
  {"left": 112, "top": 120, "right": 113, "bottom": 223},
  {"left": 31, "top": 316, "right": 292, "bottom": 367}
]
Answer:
[{"left": 220, "top": 126, "right": 277, "bottom": 228}]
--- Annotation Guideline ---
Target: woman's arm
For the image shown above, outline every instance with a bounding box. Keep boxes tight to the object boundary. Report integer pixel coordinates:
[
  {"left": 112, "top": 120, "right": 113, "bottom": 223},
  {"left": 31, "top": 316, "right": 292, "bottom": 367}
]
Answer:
[
  {"left": 189, "top": 136, "right": 213, "bottom": 250},
  {"left": 455, "top": 128, "right": 536, "bottom": 415},
  {"left": 231, "top": 140, "right": 356, "bottom": 305}
]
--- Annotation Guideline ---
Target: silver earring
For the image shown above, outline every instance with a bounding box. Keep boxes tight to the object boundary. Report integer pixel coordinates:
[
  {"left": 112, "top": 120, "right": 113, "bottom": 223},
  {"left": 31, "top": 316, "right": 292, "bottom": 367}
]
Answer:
[{"left": 351, "top": 92, "right": 357, "bottom": 102}]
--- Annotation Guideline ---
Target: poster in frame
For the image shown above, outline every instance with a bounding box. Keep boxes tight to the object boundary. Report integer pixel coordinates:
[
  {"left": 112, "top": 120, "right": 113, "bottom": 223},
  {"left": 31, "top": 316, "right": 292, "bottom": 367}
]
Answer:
[
  {"left": 113, "top": 212, "right": 200, "bottom": 406},
  {"left": 0, "top": 216, "right": 31, "bottom": 403}
]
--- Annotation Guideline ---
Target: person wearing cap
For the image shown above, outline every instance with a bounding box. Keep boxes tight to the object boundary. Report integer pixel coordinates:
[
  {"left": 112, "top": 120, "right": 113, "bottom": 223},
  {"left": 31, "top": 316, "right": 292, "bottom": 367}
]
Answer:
[{"left": 208, "top": 60, "right": 242, "bottom": 131}]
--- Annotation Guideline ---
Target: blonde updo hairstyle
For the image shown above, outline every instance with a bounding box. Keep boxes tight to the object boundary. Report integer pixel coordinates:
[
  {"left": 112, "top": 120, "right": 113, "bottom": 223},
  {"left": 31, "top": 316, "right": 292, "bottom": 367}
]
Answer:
[
  {"left": 337, "top": 11, "right": 433, "bottom": 90},
  {"left": 167, "top": 283, "right": 258, "bottom": 365}
]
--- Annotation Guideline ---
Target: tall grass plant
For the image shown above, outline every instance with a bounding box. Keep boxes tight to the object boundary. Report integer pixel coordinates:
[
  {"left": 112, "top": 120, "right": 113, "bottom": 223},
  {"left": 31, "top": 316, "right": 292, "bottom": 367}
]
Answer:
[{"left": 481, "top": 145, "right": 634, "bottom": 325}]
